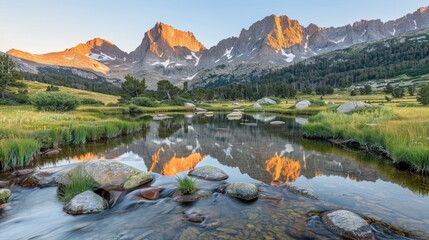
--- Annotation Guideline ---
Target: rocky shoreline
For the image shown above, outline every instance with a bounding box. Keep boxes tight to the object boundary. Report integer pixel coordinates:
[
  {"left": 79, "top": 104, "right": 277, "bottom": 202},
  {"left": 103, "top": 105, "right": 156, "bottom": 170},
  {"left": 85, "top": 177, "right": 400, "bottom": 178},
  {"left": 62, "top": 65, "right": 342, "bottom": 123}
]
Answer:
[{"left": 0, "top": 160, "right": 420, "bottom": 239}]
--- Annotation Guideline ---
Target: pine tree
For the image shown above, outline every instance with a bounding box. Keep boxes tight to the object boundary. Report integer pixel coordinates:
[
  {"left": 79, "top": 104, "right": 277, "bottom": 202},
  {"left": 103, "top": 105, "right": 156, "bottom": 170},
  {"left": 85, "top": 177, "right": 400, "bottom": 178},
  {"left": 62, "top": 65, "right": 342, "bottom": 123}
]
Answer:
[{"left": 417, "top": 84, "right": 429, "bottom": 105}]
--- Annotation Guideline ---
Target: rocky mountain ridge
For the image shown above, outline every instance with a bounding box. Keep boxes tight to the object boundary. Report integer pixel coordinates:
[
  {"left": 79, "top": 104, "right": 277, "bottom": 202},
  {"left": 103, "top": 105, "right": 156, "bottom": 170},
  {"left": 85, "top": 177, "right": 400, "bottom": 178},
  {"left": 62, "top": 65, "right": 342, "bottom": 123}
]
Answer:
[{"left": 6, "top": 6, "right": 429, "bottom": 89}]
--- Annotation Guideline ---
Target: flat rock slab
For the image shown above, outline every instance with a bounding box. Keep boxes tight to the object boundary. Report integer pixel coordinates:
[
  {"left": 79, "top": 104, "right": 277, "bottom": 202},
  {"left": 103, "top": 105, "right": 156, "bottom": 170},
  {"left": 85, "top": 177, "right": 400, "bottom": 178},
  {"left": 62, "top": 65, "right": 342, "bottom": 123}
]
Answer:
[
  {"left": 64, "top": 190, "right": 108, "bottom": 215},
  {"left": 226, "top": 182, "right": 259, "bottom": 201},
  {"left": 188, "top": 166, "right": 229, "bottom": 181},
  {"left": 58, "top": 160, "right": 152, "bottom": 190},
  {"left": 321, "top": 210, "right": 375, "bottom": 240},
  {"left": 270, "top": 121, "right": 285, "bottom": 125},
  {"left": 12, "top": 169, "right": 34, "bottom": 176}
]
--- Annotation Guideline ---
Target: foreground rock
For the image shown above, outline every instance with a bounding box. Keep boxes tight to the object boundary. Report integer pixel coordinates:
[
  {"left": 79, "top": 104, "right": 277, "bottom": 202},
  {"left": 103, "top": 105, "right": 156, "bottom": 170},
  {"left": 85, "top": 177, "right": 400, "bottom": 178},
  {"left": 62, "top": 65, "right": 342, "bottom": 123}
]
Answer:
[
  {"left": 58, "top": 160, "right": 153, "bottom": 190},
  {"left": 321, "top": 210, "right": 375, "bottom": 240},
  {"left": 337, "top": 101, "right": 372, "bottom": 113},
  {"left": 64, "top": 190, "right": 108, "bottom": 215},
  {"left": 226, "top": 183, "right": 259, "bottom": 200},
  {"left": 0, "top": 181, "right": 9, "bottom": 188},
  {"left": 295, "top": 100, "right": 311, "bottom": 109},
  {"left": 12, "top": 169, "right": 34, "bottom": 176},
  {"left": 256, "top": 97, "right": 277, "bottom": 105},
  {"left": 188, "top": 166, "right": 229, "bottom": 181},
  {"left": 173, "top": 189, "right": 212, "bottom": 203},
  {"left": 139, "top": 188, "right": 160, "bottom": 200},
  {"left": 0, "top": 189, "right": 11, "bottom": 204}
]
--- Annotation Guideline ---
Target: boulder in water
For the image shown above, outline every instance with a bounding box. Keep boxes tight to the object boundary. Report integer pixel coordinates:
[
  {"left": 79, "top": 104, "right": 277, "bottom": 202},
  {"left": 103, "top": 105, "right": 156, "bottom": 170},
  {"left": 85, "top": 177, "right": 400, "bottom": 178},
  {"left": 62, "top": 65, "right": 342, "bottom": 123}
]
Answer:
[
  {"left": 337, "top": 101, "right": 372, "bottom": 113},
  {"left": 63, "top": 190, "right": 108, "bottom": 215},
  {"left": 0, "top": 189, "right": 11, "bottom": 205},
  {"left": 321, "top": 210, "right": 375, "bottom": 240},
  {"left": 58, "top": 160, "right": 152, "bottom": 190},
  {"left": 295, "top": 100, "right": 311, "bottom": 109},
  {"left": 226, "top": 182, "right": 259, "bottom": 200},
  {"left": 256, "top": 97, "right": 277, "bottom": 105},
  {"left": 153, "top": 114, "right": 173, "bottom": 120},
  {"left": 21, "top": 170, "right": 56, "bottom": 187},
  {"left": 270, "top": 121, "right": 285, "bottom": 125},
  {"left": 188, "top": 166, "right": 229, "bottom": 181},
  {"left": 123, "top": 171, "right": 153, "bottom": 190}
]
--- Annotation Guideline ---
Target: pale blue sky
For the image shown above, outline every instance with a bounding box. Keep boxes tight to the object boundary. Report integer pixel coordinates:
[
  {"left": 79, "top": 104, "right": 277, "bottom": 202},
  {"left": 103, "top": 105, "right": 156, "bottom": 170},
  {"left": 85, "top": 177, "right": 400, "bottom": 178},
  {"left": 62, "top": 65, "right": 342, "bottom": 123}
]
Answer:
[{"left": 0, "top": 0, "right": 428, "bottom": 53}]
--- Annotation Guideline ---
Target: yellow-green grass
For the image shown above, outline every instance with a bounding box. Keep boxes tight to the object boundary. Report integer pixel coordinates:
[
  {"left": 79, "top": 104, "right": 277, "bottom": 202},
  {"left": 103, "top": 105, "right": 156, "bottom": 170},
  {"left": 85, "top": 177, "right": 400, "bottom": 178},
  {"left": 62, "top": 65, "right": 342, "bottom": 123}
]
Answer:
[
  {"left": 14, "top": 80, "right": 119, "bottom": 104},
  {"left": 0, "top": 105, "right": 145, "bottom": 169},
  {"left": 303, "top": 106, "right": 429, "bottom": 172}
]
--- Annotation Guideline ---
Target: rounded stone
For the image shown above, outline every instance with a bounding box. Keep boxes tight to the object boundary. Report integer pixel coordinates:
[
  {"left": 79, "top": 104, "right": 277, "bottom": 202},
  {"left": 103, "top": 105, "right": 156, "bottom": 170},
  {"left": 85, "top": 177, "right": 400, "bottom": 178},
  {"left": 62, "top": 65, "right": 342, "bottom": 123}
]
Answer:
[
  {"left": 295, "top": 100, "right": 311, "bottom": 109},
  {"left": 58, "top": 160, "right": 151, "bottom": 190},
  {"left": 226, "top": 182, "right": 259, "bottom": 201},
  {"left": 0, "top": 189, "right": 12, "bottom": 204},
  {"left": 64, "top": 190, "right": 108, "bottom": 215},
  {"left": 337, "top": 101, "right": 372, "bottom": 113},
  {"left": 21, "top": 171, "right": 55, "bottom": 187},
  {"left": 321, "top": 210, "right": 375, "bottom": 240},
  {"left": 188, "top": 166, "right": 229, "bottom": 181}
]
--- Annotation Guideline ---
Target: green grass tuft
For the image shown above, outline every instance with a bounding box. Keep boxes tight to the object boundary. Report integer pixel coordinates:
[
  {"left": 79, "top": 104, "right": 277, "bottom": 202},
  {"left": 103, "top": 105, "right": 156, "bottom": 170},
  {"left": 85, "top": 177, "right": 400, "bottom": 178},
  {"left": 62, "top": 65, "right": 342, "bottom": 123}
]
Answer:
[
  {"left": 58, "top": 169, "right": 96, "bottom": 203},
  {"left": 176, "top": 175, "right": 197, "bottom": 195}
]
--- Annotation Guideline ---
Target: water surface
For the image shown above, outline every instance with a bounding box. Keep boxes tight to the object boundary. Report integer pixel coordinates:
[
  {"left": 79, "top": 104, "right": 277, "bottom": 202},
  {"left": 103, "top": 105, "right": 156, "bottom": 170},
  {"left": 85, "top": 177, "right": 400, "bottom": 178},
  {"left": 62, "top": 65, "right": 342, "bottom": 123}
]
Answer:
[{"left": 1, "top": 113, "right": 428, "bottom": 239}]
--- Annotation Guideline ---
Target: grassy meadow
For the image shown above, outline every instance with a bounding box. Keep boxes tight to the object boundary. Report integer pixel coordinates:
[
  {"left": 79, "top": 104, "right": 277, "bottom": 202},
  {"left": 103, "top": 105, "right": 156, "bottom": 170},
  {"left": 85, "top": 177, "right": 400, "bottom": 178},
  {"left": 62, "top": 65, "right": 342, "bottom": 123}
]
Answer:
[{"left": 0, "top": 105, "right": 145, "bottom": 169}]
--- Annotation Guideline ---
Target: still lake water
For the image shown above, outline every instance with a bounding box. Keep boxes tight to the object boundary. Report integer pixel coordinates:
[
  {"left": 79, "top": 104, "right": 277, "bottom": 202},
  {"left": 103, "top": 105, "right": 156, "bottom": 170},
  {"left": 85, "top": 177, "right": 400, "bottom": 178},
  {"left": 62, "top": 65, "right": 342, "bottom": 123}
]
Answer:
[{"left": 0, "top": 113, "right": 428, "bottom": 239}]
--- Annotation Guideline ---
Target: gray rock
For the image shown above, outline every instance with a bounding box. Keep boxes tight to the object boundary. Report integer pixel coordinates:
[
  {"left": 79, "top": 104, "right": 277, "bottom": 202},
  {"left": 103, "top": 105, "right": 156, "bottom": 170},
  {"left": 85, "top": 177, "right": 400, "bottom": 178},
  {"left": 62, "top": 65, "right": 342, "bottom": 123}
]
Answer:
[
  {"left": 226, "top": 182, "right": 259, "bottom": 200},
  {"left": 188, "top": 166, "right": 229, "bottom": 181},
  {"left": 252, "top": 103, "right": 262, "bottom": 108},
  {"left": 295, "top": 100, "right": 311, "bottom": 109},
  {"left": 64, "top": 190, "right": 108, "bottom": 215},
  {"left": 21, "top": 170, "right": 56, "bottom": 187},
  {"left": 226, "top": 111, "right": 242, "bottom": 120},
  {"left": 337, "top": 101, "right": 372, "bottom": 113},
  {"left": 321, "top": 210, "right": 375, "bottom": 240},
  {"left": 204, "top": 111, "right": 214, "bottom": 117},
  {"left": 58, "top": 160, "right": 152, "bottom": 190},
  {"left": 256, "top": 97, "right": 277, "bottom": 105},
  {"left": 270, "top": 121, "right": 285, "bottom": 125},
  {"left": 0, "top": 189, "right": 11, "bottom": 204},
  {"left": 295, "top": 118, "right": 309, "bottom": 125},
  {"left": 184, "top": 102, "right": 196, "bottom": 108}
]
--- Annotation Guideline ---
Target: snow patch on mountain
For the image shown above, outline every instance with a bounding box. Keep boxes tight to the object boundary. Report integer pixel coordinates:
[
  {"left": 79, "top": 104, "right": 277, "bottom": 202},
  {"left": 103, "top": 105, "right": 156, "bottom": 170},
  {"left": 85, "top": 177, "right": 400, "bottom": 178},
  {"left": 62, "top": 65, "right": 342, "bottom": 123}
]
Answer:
[{"left": 87, "top": 52, "right": 116, "bottom": 61}]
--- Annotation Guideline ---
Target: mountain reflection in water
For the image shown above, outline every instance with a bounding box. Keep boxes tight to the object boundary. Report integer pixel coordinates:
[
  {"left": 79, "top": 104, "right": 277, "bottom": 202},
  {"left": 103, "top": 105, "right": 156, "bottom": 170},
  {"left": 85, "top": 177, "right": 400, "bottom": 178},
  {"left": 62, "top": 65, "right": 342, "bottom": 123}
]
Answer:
[{"left": 2, "top": 113, "right": 429, "bottom": 238}]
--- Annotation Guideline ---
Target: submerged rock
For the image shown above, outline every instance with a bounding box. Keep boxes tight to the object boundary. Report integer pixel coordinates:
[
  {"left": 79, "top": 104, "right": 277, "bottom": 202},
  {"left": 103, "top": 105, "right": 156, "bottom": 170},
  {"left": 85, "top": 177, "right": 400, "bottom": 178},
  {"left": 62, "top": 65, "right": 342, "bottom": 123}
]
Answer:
[
  {"left": 58, "top": 160, "right": 152, "bottom": 190},
  {"left": 337, "top": 101, "right": 372, "bottom": 113},
  {"left": 226, "top": 183, "right": 259, "bottom": 201},
  {"left": 204, "top": 111, "right": 214, "bottom": 117},
  {"left": 0, "top": 189, "right": 11, "bottom": 204},
  {"left": 256, "top": 97, "right": 277, "bottom": 105},
  {"left": 295, "top": 100, "right": 311, "bottom": 109},
  {"left": 321, "top": 210, "right": 375, "bottom": 240},
  {"left": 64, "top": 190, "right": 108, "bottom": 215},
  {"left": 179, "top": 227, "right": 201, "bottom": 240},
  {"left": 139, "top": 188, "right": 160, "bottom": 200},
  {"left": 188, "top": 166, "right": 229, "bottom": 181},
  {"left": 226, "top": 111, "right": 242, "bottom": 120}
]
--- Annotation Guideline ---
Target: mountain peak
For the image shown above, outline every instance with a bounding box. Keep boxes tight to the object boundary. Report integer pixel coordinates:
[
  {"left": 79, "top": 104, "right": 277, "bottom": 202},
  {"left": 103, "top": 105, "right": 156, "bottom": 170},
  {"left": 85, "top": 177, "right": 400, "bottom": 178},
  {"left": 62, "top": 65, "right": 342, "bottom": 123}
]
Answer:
[
  {"left": 265, "top": 15, "right": 304, "bottom": 50},
  {"left": 148, "top": 22, "right": 206, "bottom": 53},
  {"left": 418, "top": 6, "right": 428, "bottom": 13}
]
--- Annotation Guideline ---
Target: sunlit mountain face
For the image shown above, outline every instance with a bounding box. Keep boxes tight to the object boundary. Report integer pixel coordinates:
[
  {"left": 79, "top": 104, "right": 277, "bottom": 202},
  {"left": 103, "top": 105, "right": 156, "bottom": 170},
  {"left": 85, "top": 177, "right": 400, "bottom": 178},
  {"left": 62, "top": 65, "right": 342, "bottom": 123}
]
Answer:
[{"left": 6, "top": 6, "right": 429, "bottom": 88}]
